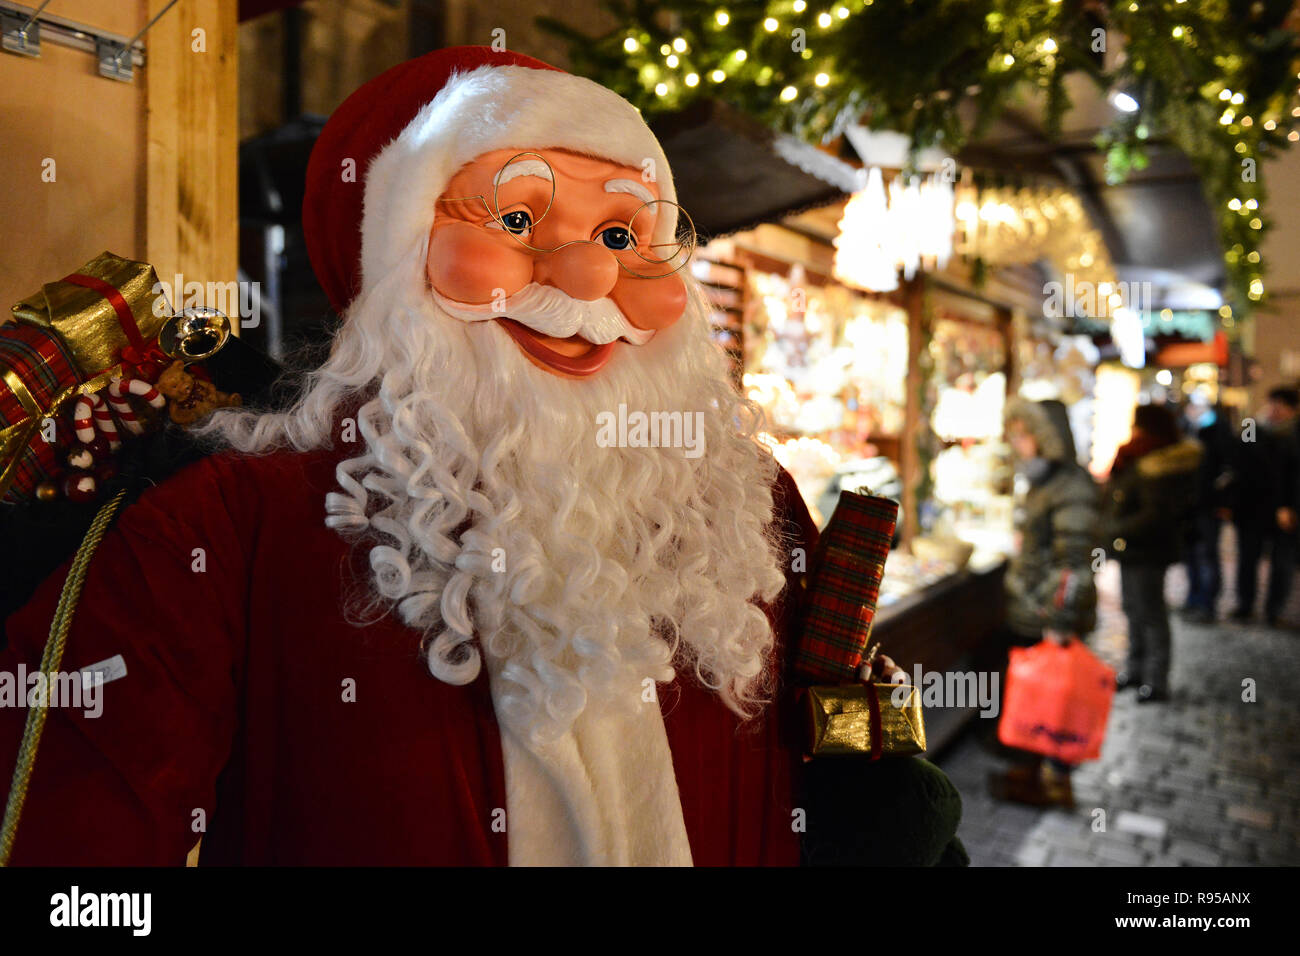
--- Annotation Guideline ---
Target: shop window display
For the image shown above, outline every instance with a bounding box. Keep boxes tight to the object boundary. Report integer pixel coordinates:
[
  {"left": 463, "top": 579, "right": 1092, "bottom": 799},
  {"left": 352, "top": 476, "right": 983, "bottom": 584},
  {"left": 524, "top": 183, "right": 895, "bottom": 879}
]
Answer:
[
  {"left": 925, "top": 317, "right": 1016, "bottom": 562},
  {"left": 742, "top": 268, "right": 908, "bottom": 525}
]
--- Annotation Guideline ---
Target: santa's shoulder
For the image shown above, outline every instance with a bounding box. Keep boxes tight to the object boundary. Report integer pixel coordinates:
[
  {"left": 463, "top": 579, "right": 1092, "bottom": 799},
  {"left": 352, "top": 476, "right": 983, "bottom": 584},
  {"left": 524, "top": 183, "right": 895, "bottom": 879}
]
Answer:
[{"left": 129, "top": 441, "right": 343, "bottom": 532}]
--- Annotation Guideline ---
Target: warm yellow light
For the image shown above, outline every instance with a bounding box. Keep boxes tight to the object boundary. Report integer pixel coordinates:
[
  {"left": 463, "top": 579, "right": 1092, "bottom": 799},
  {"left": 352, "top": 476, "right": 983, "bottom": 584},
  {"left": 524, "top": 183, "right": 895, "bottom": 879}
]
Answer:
[
  {"left": 1290, "top": 130, "right": 1299, "bottom": 142},
  {"left": 1250, "top": 218, "right": 1262, "bottom": 229},
  {"left": 1219, "top": 305, "right": 1232, "bottom": 318},
  {"left": 654, "top": 83, "right": 668, "bottom": 96},
  {"left": 710, "top": 69, "right": 726, "bottom": 82},
  {"left": 1003, "top": 53, "right": 1015, "bottom": 66},
  {"left": 1231, "top": 93, "right": 1244, "bottom": 105},
  {"left": 1228, "top": 199, "right": 1242, "bottom": 210},
  {"left": 1241, "top": 116, "right": 1253, "bottom": 127},
  {"left": 1248, "top": 251, "right": 1261, "bottom": 263},
  {"left": 764, "top": 17, "right": 778, "bottom": 31},
  {"left": 624, "top": 37, "right": 639, "bottom": 53},
  {"left": 815, "top": 72, "right": 830, "bottom": 87},
  {"left": 1250, "top": 278, "right": 1264, "bottom": 296},
  {"left": 685, "top": 72, "right": 699, "bottom": 87},
  {"left": 672, "top": 37, "right": 687, "bottom": 52},
  {"left": 836, "top": 5, "right": 850, "bottom": 18},
  {"left": 793, "top": 0, "right": 806, "bottom": 11},
  {"left": 817, "top": 12, "right": 832, "bottom": 28},
  {"left": 1172, "top": 26, "right": 1184, "bottom": 38},
  {"left": 660, "top": 44, "right": 671, "bottom": 55},
  {"left": 1219, "top": 89, "right": 1232, "bottom": 101},
  {"left": 734, "top": 49, "right": 747, "bottom": 61},
  {"left": 716, "top": 10, "right": 729, "bottom": 26},
  {"left": 1264, "top": 119, "right": 1277, "bottom": 130},
  {"left": 1245, "top": 198, "right": 1258, "bottom": 209},
  {"left": 1041, "top": 38, "right": 1057, "bottom": 53},
  {"left": 780, "top": 85, "right": 799, "bottom": 102},
  {"left": 666, "top": 54, "right": 678, "bottom": 67}
]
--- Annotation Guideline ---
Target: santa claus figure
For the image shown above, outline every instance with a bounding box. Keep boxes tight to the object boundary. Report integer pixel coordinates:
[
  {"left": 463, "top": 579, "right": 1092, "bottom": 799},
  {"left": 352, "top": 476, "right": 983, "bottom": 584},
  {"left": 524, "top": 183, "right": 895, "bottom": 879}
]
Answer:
[{"left": 0, "top": 47, "right": 959, "bottom": 866}]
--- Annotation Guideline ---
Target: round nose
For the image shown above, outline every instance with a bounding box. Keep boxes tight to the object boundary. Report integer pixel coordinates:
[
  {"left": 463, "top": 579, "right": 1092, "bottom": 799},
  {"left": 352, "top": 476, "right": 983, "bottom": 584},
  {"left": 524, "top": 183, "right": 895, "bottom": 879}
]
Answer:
[{"left": 534, "top": 242, "right": 620, "bottom": 301}]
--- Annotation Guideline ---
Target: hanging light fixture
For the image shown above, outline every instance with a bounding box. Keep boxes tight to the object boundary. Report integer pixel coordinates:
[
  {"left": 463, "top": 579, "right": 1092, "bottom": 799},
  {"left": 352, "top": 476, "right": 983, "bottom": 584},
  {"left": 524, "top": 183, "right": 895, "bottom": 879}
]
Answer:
[
  {"left": 833, "top": 167, "right": 899, "bottom": 292},
  {"left": 888, "top": 175, "right": 924, "bottom": 280},
  {"left": 918, "top": 175, "right": 955, "bottom": 271}
]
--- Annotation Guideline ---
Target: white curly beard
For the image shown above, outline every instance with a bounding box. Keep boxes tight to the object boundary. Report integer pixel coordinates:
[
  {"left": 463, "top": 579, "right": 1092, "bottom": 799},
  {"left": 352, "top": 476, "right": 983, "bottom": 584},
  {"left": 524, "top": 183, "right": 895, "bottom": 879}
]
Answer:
[{"left": 206, "top": 243, "right": 788, "bottom": 749}]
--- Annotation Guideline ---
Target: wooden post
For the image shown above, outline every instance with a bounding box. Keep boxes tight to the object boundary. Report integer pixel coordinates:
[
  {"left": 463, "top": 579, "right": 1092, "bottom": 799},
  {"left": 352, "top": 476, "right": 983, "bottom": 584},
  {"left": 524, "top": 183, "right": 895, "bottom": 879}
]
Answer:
[
  {"left": 900, "top": 275, "right": 926, "bottom": 546},
  {"left": 997, "top": 304, "right": 1015, "bottom": 394},
  {"left": 145, "top": 0, "right": 238, "bottom": 317}
]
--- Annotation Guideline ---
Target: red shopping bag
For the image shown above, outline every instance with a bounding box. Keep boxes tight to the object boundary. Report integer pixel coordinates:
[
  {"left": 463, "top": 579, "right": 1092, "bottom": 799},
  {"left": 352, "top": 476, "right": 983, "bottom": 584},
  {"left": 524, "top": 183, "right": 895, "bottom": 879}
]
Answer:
[{"left": 997, "top": 639, "right": 1116, "bottom": 764}]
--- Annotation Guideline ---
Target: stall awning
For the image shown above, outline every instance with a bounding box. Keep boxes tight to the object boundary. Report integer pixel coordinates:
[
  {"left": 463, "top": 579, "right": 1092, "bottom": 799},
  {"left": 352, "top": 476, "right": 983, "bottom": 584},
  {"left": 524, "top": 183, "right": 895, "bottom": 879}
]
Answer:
[{"left": 650, "top": 100, "right": 860, "bottom": 240}]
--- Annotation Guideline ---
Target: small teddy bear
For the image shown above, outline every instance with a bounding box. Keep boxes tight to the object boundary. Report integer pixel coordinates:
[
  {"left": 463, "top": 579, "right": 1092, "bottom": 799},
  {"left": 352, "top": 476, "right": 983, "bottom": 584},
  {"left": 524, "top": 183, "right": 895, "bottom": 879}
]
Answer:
[{"left": 155, "top": 359, "right": 241, "bottom": 426}]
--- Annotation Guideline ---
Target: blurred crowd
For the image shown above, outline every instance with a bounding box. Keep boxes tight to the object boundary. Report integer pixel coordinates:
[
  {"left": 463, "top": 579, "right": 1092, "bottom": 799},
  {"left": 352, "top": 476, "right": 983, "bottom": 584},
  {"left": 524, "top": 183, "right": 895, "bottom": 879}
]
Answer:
[{"left": 985, "top": 384, "right": 1300, "bottom": 808}]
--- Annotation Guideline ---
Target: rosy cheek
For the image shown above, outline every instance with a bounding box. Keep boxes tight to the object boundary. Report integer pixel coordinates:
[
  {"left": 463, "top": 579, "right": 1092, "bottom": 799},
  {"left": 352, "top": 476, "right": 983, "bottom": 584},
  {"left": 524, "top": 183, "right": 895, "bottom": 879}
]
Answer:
[
  {"left": 612, "top": 273, "right": 688, "bottom": 331},
  {"left": 426, "top": 221, "right": 533, "bottom": 303}
]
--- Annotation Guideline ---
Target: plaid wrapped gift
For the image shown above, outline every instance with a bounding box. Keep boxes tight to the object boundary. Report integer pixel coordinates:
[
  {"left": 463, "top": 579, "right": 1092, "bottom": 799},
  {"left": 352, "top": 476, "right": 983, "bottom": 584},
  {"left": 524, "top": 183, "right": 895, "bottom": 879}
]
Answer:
[
  {"left": 0, "top": 323, "right": 84, "bottom": 501},
  {"left": 1, "top": 252, "right": 170, "bottom": 502},
  {"left": 792, "top": 489, "right": 899, "bottom": 684}
]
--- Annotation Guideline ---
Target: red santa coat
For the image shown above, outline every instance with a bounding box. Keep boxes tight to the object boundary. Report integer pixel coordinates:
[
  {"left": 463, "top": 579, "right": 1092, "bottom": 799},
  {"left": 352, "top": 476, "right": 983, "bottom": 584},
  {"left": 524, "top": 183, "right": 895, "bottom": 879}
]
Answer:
[{"left": 0, "top": 447, "right": 816, "bottom": 865}]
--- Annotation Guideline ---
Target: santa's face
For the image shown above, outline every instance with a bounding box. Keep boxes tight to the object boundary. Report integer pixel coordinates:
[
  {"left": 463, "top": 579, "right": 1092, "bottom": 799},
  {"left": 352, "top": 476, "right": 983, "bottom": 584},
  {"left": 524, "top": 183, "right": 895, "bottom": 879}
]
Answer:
[{"left": 427, "top": 148, "right": 689, "bottom": 378}]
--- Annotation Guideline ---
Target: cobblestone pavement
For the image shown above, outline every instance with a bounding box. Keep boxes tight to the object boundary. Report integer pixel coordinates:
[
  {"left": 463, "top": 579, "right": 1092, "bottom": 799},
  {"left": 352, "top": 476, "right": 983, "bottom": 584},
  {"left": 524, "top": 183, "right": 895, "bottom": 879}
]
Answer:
[{"left": 935, "top": 527, "right": 1300, "bottom": 866}]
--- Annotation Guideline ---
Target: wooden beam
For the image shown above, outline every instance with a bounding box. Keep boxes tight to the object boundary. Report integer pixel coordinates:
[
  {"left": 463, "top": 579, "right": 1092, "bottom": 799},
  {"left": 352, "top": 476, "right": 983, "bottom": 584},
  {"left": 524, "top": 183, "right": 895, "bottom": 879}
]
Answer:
[{"left": 145, "top": 0, "right": 238, "bottom": 315}]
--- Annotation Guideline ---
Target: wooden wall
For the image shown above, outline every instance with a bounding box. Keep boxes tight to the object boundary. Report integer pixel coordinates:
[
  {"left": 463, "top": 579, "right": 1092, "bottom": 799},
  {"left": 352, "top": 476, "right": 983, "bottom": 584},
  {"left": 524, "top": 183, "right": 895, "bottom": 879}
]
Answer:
[
  {"left": 0, "top": 1, "right": 149, "bottom": 309},
  {"left": 0, "top": 0, "right": 237, "bottom": 317}
]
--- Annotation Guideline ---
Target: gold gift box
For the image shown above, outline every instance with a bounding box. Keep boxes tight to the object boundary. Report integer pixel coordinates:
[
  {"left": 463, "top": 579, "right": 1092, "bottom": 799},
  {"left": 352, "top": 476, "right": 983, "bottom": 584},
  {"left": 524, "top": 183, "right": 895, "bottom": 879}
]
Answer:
[
  {"left": 11, "top": 251, "right": 169, "bottom": 375},
  {"left": 806, "top": 682, "right": 927, "bottom": 757}
]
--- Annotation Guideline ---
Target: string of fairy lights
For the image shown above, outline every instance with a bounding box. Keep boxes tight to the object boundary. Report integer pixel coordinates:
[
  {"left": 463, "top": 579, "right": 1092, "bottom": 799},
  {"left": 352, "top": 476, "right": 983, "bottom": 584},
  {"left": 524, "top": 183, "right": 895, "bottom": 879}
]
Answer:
[
  {"left": 546, "top": 0, "right": 1300, "bottom": 322},
  {"left": 620, "top": 2, "right": 855, "bottom": 108}
]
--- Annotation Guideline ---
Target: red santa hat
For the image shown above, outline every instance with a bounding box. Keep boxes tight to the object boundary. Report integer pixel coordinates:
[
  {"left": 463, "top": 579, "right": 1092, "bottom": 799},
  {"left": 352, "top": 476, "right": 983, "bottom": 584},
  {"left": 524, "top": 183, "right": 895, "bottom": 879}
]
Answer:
[{"left": 303, "top": 46, "right": 679, "bottom": 315}]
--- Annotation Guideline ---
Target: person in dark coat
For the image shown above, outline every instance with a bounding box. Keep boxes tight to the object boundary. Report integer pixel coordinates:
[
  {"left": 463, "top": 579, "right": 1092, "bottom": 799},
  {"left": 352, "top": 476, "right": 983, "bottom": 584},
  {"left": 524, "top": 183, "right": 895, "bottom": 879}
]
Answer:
[
  {"left": 987, "top": 397, "right": 1100, "bottom": 808},
  {"left": 1104, "top": 403, "right": 1203, "bottom": 702},
  {"left": 1180, "top": 395, "right": 1236, "bottom": 623},
  {"left": 1231, "top": 387, "right": 1300, "bottom": 626}
]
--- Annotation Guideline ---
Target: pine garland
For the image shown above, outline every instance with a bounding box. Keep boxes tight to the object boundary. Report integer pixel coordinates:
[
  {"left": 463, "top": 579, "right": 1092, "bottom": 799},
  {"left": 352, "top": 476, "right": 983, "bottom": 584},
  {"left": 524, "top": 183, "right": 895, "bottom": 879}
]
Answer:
[{"left": 541, "top": 0, "right": 1300, "bottom": 317}]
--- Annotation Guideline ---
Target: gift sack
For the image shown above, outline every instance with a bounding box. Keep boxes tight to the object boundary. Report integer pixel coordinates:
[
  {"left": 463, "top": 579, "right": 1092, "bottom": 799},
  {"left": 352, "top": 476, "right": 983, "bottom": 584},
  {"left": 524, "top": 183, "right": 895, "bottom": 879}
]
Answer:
[
  {"left": 997, "top": 639, "right": 1116, "bottom": 764},
  {"left": 792, "top": 489, "right": 899, "bottom": 683},
  {"left": 1, "top": 252, "right": 170, "bottom": 501}
]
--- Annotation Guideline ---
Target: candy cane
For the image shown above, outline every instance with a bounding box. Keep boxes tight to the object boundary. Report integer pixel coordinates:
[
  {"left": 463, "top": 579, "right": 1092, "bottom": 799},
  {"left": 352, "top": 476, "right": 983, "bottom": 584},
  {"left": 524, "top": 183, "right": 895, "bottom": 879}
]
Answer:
[
  {"left": 125, "top": 376, "right": 164, "bottom": 408},
  {"left": 105, "top": 378, "right": 142, "bottom": 435},
  {"left": 106, "top": 376, "right": 164, "bottom": 435},
  {"left": 72, "top": 391, "right": 120, "bottom": 450}
]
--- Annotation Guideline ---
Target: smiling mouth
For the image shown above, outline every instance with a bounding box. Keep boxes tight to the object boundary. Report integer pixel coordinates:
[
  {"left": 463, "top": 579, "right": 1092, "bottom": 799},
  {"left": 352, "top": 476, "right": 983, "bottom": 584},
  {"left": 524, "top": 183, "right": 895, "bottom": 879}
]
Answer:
[{"left": 497, "top": 318, "right": 619, "bottom": 377}]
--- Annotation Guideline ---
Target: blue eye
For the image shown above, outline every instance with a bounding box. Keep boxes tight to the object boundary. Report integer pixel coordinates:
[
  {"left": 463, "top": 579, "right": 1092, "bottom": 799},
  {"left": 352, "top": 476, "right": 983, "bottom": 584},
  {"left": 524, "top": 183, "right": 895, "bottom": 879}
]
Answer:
[
  {"left": 599, "top": 226, "right": 634, "bottom": 250},
  {"left": 499, "top": 210, "right": 533, "bottom": 235}
]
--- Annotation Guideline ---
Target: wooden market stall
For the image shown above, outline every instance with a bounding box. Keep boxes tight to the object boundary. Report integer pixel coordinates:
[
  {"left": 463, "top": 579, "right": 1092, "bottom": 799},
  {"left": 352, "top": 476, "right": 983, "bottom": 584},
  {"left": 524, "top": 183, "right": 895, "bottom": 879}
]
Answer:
[{"left": 652, "top": 101, "right": 1057, "bottom": 747}]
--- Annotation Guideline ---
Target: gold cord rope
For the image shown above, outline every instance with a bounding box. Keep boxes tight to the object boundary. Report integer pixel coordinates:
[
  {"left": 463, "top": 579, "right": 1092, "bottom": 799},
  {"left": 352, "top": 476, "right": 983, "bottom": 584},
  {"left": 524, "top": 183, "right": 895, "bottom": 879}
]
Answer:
[{"left": 0, "top": 488, "right": 127, "bottom": 865}]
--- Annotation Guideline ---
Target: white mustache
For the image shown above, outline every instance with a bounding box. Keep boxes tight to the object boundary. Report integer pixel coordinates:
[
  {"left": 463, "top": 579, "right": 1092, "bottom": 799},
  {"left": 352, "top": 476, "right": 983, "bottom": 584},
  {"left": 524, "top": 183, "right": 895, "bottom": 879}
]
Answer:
[{"left": 431, "top": 283, "right": 656, "bottom": 346}]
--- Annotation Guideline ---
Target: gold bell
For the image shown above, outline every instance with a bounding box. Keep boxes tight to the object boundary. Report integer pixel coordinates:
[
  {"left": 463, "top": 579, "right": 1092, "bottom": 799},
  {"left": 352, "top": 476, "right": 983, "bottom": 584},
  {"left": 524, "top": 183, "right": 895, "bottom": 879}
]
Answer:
[{"left": 158, "top": 307, "right": 231, "bottom": 362}]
